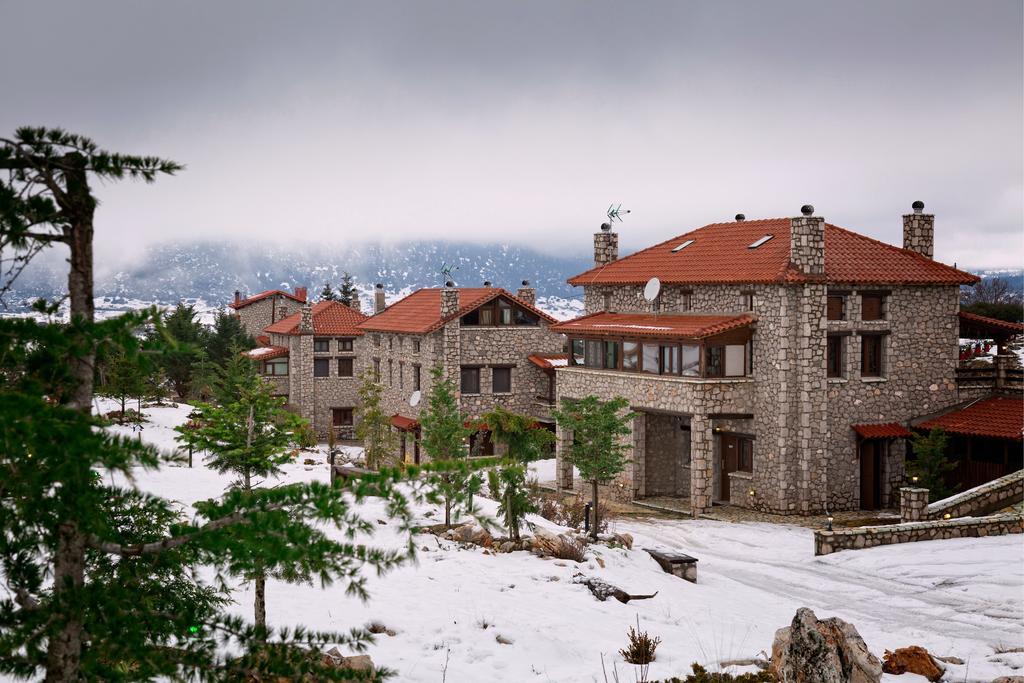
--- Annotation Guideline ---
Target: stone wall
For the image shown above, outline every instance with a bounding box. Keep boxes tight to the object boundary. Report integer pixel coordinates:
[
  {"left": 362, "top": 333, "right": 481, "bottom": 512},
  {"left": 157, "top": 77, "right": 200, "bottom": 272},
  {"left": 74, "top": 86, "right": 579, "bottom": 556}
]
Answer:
[
  {"left": 925, "top": 469, "right": 1024, "bottom": 520},
  {"left": 236, "top": 294, "right": 299, "bottom": 337},
  {"left": 372, "top": 330, "right": 443, "bottom": 425},
  {"left": 644, "top": 413, "right": 688, "bottom": 496},
  {"left": 902, "top": 212, "right": 935, "bottom": 259},
  {"left": 813, "top": 513, "right": 1024, "bottom": 555}
]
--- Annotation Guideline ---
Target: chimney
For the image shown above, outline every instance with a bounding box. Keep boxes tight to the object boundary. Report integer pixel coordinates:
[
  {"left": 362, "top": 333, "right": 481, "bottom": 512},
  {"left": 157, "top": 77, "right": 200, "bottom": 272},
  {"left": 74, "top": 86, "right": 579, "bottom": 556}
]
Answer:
[
  {"left": 735, "top": 213, "right": 746, "bottom": 221},
  {"left": 483, "top": 280, "right": 492, "bottom": 287},
  {"left": 902, "top": 200, "right": 934, "bottom": 259},
  {"left": 298, "top": 300, "right": 314, "bottom": 334},
  {"left": 374, "top": 283, "right": 386, "bottom": 314},
  {"left": 516, "top": 279, "right": 536, "bottom": 307},
  {"left": 349, "top": 296, "right": 361, "bottom": 313},
  {"left": 294, "top": 286, "right": 308, "bottom": 302},
  {"left": 594, "top": 223, "right": 618, "bottom": 267},
  {"left": 789, "top": 204, "right": 825, "bottom": 276},
  {"left": 234, "top": 290, "right": 241, "bottom": 305},
  {"left": 441, "top": 281, "right": 460, "bottom": 317}
]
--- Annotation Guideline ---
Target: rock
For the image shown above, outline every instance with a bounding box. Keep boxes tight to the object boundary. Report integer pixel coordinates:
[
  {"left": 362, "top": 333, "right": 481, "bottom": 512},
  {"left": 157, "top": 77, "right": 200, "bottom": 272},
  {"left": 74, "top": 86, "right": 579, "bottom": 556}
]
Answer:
[
  {"left": 450, "top": 524, "right": 493, "bottom": 548},
  {"left": 771, "top": 607, "right": 882, "bottom": 683},
  {"left": 933, "top": 655, "right": 964, "bottom": 665},
  {"left": 321, "top": 650, "right": 376, "bottom": 681},
  {"left": 303, "top": 458, "right": 318, "bottom": 465},
  {"left": 500, "top": 541, "right": 515, "bottom": 553},
  {"left": 882, "top": 647, "right": 945, "bottom": 682},
  {"left": 495, "top": 634, "right": 513, "bottom": 645},
  {"left": 572, "top": 574, "right": 658, "bottom": 604},
  {"left": 614, "top": 532, "right": 634, "bottom": 549},
  {"left": 991, "top": 677, "right": 1024, "bottom": 683}
]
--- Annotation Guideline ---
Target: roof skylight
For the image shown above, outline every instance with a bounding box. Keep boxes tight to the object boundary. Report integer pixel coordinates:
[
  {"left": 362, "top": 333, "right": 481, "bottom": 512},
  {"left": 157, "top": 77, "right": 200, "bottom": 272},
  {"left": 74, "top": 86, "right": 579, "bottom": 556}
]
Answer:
[
  {"left": 748, "top": 234, "right": 774, "bottom": 249},
  {"left": 672, "top": 239, "right": 695, "bottom": 252}
]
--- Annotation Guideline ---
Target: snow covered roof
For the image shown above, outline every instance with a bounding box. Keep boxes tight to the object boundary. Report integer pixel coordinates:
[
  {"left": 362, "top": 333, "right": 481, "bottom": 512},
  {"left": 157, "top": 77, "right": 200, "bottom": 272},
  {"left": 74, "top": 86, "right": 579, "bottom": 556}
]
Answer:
[
  {"left": 528, "top": 354, "right": 569, "bottom": 370},
  {"left": 244, "top": 346, "right": 289, "bottom": 361}
]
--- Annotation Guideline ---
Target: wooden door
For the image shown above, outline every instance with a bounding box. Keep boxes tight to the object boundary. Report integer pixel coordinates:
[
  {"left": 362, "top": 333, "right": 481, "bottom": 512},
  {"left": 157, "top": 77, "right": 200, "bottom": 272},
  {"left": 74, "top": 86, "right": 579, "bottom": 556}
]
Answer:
[
  {"left": 860, "top": 441, "right": 882, "bottom": 510},
  {"left": 720, "top": 434, "right": 739, "bottom": 501}
]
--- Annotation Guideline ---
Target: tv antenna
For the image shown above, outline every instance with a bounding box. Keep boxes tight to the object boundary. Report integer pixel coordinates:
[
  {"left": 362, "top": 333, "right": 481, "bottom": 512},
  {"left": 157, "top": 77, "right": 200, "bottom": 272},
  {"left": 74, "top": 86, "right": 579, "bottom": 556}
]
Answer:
[
  {"left": 606, "top": 204, "right": 631, "bottom": 223},
  {"left": 439, "top": 262, "right": 459, "bottom": 285}
]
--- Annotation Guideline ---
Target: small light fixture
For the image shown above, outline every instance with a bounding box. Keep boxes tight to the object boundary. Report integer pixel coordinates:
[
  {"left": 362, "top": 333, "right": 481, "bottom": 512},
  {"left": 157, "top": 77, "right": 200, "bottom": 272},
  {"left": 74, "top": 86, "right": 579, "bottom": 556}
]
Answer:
[
  {"left": 826, "top": 515, "right": 834, "bottom": 532},
  {"left": 911, "top": 475, "right": 919, "bottom": 484},
  {"left": 748, "top": 489, "right": 755, "bottom": 497},
  {"left": 943, "top": 513, "right": 951, "bottom": 520}
]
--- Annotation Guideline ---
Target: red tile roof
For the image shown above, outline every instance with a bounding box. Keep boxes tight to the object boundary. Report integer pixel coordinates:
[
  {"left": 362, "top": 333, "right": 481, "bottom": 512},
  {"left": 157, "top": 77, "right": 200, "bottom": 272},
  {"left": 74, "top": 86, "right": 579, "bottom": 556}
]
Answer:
[
  {"left": 550, "top": 312, "right": 756, "bottom": 340},
  {"left": 358, "top": 288, "right": 557, "bottom": 334},
  {"left": 918, "top": 396, "right": 1023, "bottom": 441},
  {"left": 229, "top": 289, "right": 307, "bottom": 309},
  {"left": 852, "top": 422, "right": 912, "bottom": 439},
  {"left": 528, "top": 353, "right": 569, "bottom": 370},
  {"left": 568, "top": 219, "right": 979, "bottom": 287},
  {"left": 244, "top": 345, "right": 289, "bottom": 361},
  {"left": 390, "top": 415, "right": 419, "bottom": 431},
  {"left": 264, "top": 301, "right": 367, "bottom": 336},
  {"left": 958, "top": 311, "right": 1024, "bottom": 337}
]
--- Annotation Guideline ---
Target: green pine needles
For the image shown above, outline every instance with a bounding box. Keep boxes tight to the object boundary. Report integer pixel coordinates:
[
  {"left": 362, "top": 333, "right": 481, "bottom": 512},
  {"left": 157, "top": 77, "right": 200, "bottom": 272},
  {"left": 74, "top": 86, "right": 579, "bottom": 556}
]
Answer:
[{"left": 418, "top": 365, "right": 472, "bottom": 526}]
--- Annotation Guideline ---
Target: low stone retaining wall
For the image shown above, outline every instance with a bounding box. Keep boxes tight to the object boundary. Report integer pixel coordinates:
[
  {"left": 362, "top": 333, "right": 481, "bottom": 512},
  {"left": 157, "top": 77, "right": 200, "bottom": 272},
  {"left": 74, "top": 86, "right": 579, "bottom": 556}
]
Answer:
[
  {"left": 813, "top": 513, "right": 1024, "bottom": 556},
  {"left": 926, "top": 469, "right": 1024, "bottom": 520}
]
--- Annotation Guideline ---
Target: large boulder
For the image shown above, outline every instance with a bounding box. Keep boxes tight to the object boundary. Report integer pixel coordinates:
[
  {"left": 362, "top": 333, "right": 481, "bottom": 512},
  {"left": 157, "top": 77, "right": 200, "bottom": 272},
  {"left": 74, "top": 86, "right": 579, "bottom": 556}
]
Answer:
[
  {"left": 882, "top": 646, "right": 945, "bottom": 682},
  {"left": 448, "top": 524, "right": 493, "bottom": 548},
  {"left": 771, "top": 608, "right": 882, "bottom": 683}
]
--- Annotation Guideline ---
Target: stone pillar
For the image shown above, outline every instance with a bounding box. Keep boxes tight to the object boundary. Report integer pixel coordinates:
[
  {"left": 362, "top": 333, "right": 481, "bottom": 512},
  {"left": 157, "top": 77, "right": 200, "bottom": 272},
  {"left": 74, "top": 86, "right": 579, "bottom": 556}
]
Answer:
[
  {"left": 298, "top": 300, "right": 313, "bottom": 334},
  {"left": 900, "top": 486, "right": 929, "bottom": 522},
  {"left": 994, "top": 353, "right": 1011, "bottom": 389},
  {"left": 789, "top": 207, "right": 825, "bottom": 275},
  {"left": 440, "top": 283, "right": 460, "bottom": 383},
  {"left": 349, "top": 297, "right": 361, "bottom": 313},
  {"left": 690, "top": 414, "right": 713, "bottom": 516},
  {"left": 516, "top": 280, "right": 536, "bottom": 307},
  {"left": 594, "top": 225, "right": 618, "bottom": 267},
  {"left": 374, "top": 284, "right": 386, "bottom": 314},
  {"left": 902, "top": 201, "right": 934, "bottom": 259}
]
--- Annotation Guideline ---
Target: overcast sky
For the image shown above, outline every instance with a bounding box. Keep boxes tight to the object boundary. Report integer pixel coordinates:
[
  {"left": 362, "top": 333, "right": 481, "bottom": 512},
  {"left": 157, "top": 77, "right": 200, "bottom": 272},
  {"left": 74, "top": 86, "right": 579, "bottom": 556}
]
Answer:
[{"left": 2, "top": 0, "right": 1021, "bottom": 269}]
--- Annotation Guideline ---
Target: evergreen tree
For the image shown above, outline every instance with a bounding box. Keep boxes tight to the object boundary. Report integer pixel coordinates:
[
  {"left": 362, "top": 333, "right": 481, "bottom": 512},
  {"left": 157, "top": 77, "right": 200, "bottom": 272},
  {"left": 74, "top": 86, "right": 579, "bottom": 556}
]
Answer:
[
  {"left": 419, "top": 365, "right": 472, "bottom": 526},
  {"left": 206, "top": 310, "right": 255, "bottom": 367},
  {"left": 212, "top": 347, "right": 261, "bottom": 406},
  {"left": 907, "top": 428, "right": 958, "bottom": 502},
  {"left": 553, "top": 395, "right": 635, "bottom": 540},
  {"left": 97, "top": 346, "right": 147, "bottom": 423},
  {"left": 150, "top": 303, "right": 209, "bottom": 399},
  {"left": 482, "top": 407, "right": 554, "bottom": 541},
  {"left": 337, "top": 272, "right": 358, "bottom": 307},
  {"left": 178, "top": 359, "right": 306, "bottom": 628},
  {"left": 356, "top": 368, "right": 399, "bottom": 469},
  {"left": 319, "top": 282, "right": 337, "bottom": 301}
]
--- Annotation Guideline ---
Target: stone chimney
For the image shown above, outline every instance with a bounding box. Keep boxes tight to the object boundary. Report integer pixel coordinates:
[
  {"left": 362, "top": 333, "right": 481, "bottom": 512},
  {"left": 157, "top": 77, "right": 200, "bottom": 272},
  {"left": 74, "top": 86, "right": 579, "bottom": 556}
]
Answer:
[
  {"left": 298, "top": 300, "right": 314, "bottom": 334},
  {"left": 789, "top": 205, "right": 825, "bottom": 276},
  {"left": 516, "top": 279, "right": 536, "bottom": 307},
  {"left": 374, "top": 283, "right": 386, "bottom": 314},
  {"left": 294, "top": 286, "right": 308, "bottom": 302},
  {"left": 441, "top": 281, "right": 460, "bottom": 317},
  {"left": 349, "top": 296, "right": 361, "bottom": 313},
  {"left": 594, "top": 223, "right": 618, "bottom": 267},
  {"left": 234, "top": 290, "right": 241, "bottom": 305},
  {"left": 902, "top": 200, "right": 934, "bottom": 259}
]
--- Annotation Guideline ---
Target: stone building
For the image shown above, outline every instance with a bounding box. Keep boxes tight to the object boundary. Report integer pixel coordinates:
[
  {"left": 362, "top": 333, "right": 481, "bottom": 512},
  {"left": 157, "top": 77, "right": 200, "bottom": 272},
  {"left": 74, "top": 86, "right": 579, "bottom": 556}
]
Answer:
[
  {"left": 356, "top": 282, "right": 565, "bottom": 462},
  {"left": 229, "top": 287, "right": 308, "bottom": 333},
  {"left": 553, "top": 203, "right": 982, "bottom": 516},
  {"left": 242, "top": 298, "right": 368, "bottom": 438}
]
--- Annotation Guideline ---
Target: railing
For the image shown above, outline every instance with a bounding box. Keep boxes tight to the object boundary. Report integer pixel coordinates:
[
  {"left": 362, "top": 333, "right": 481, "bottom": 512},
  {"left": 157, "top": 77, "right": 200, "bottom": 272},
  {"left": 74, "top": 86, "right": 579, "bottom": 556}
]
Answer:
[{"left": 955, "top": 365, "right": 1023, "bottom": 392}]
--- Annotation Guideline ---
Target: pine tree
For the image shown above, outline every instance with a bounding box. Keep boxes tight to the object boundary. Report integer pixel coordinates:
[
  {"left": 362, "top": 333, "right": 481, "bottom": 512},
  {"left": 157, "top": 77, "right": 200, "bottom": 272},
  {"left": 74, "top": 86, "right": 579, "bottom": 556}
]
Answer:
[
  {"left": 553, "top": 395, "right": 635, "bottom": 540},
  {"left": 150, "top": 303, "right": 209, "bottom": 399},
  {"left": 419, "top": 365, "right": 472, "bottom": 526},
  {"left": 206, "top": 310, "right": 255, "bottom": 367},
  {"left": 178, "top": 358, "right": 306, "bottom": 628},
  {"left": 907, "top": 428, "right": 958, "bottom": 502},
  {"left": 319, "top": 282, "right": 337, "bottom": 301},
  {"left": 97, "top": 346, "right": 147, "bottom": 423},
  {"left": 482, "top": 407, "right": 554, "bottom": 541},
  {"left": 355, "top": 368, "right": 399, "bottom": 469},
  {"left": 337, "top": 272, "right": 358, "bottom": 307}
]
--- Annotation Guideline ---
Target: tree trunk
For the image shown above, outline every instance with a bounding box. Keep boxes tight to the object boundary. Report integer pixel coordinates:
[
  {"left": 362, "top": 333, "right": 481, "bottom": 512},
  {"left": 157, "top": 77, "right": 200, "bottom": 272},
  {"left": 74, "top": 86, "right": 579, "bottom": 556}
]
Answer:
[
  {"left": 45, "top": 155, "right": 94, "bottom": 682},
  {"left": 254, "top": 572, "right": 267, "bottom": 629},
  {"left": 591, "top": 479, "right": 599, "bottom": 542},
  {"left": 120, "top": 396, "right": 126, "bottom": 423}
]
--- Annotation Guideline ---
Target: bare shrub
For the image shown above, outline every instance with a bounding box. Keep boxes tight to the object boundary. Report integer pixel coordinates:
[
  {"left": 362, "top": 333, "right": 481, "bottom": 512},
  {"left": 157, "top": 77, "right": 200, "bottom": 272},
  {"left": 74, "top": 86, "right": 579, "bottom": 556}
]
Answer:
[
  {"left": 552, "top": 535, "right": 587, "bottom": 563},
  {"left": 620, "top": 617, "right": 661, "bottom": 666},
  {"left": 536, "top": 494, "right": 611, "bottom": 534}
]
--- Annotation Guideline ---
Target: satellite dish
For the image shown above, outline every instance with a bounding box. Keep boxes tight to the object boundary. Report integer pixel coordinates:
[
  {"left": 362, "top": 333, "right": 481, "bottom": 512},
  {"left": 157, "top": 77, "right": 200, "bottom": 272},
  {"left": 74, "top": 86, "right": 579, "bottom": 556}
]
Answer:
[
  {"left": 409, "top": 390, "right": 421, "bottom": 407},
  {"left": 643, "top": 277, "right": 662, "bottom": 302}
]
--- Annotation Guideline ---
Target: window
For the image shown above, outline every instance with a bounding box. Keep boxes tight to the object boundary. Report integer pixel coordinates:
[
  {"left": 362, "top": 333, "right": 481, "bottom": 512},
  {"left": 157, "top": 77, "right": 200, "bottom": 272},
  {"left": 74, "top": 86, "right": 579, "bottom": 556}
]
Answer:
[
  {"left": 497, "top": 299, "right": 512, "bottom": 325},
  {"left": 706, "top": 346, "right": 723, "bottom": 377},
  {"left": 827, "top": 335, "right": 844, "bottom": 378},
  {"left": 373, "top": 334, "right": 381, "bottom": 347},
  {"left": 681, "top": 345, "right": 700, "bottom": 376},
  {"left": 622, "top": 342, "right": 639, "bottom": 371},
  {"left": 413, "top": 339, "right": 421, "bottom": 353},
  {"left": 413, "top": 365, "right": 421, "bottom": 391},
  {"left": 861, "top": 293, "right": 885, "bottom": 321},
  {"left": 461, "top": 367, "right": 481, "bottom": 394},
  {"left": 585, "top": 340, "right": 604, "bottom": 369},
  {"left": 373, "top": 358, "right": 380, "bottom": 379},
  {"left": 399, "top": 362, "right": 404, "bottom": 389},
  {"left": 738, "top": 437, "right": 753, "bottom": 472},
  {"left": 748, "top": 234, "right": 774, "bottom": 249},
  {"left": 741, "top": 292, "right": 755, "bottom": 311},
  {"left": 661, "top": 345, "right": 680, "bottom": 375},
  {"left": 861, "top": 334, "right": 884, "bottom": 377},
  {"left": 605, "top": 341, "right": 619, "bottom": 370},
  {"left": 313, "top": 359, "right": 330, "bottom": 377},
  {"left": 492, "top": 367, "right": 512, "bottom": 393},
  {"left": 672, "top": 239, "right": 695, "bottom": 252},
  {"left": 724, "top": 345, "right": 746, "bottom": 377},
  {"left": 570, "top": 339, "right": 585, "bottom": 366},
  {"left": 827, "top": 295, "right": 845, "bottom": 321},
  {"left": 514, "top": 308, "right": 539, "bottom": 325},
  {"left": 313, "top": 338, "right": 330, "bottom": 353},
  {"left": 264, "top": 359, "right": 289, "bottom": 376},
  {"left": 680, "top": 292, "right": 692, "bottom": 312},
  {"left": 338, "top": 357, "right": 354, "bottom": 377},
  {"left": 332, "top": 408, "right": 354, "bottom": 427},
  {"left": 337, "top": 338, "right": 354, "bottom": 352},
  {"left": 388, "top": 336, "right": 394, "bottom": 350},
  {"left": 388, "top": 360, "right": 393, "bottom": 386},
  {"left": 642, "top": 344, "right": 660, "bottom": 374},
  {"left": 479, "top": 307, "right": 494, "bottom": 325}
]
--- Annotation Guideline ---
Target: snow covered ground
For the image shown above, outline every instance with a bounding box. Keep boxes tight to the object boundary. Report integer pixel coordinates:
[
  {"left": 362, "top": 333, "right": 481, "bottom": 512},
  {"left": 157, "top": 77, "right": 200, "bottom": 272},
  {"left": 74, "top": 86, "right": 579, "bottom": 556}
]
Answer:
[{"left": 97, "top": 399, "right": 1024, "bottom": 682}]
